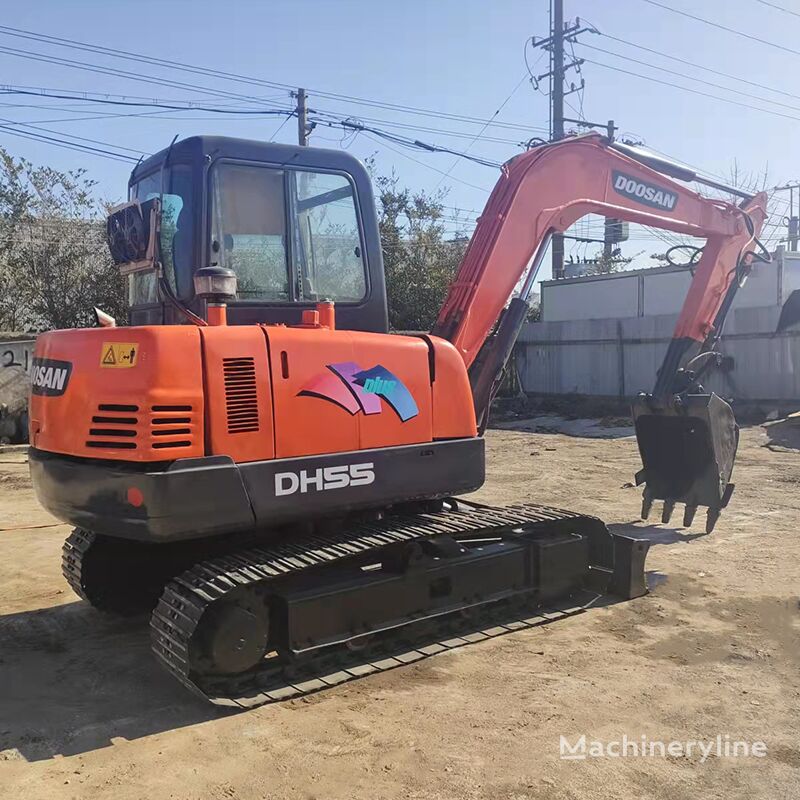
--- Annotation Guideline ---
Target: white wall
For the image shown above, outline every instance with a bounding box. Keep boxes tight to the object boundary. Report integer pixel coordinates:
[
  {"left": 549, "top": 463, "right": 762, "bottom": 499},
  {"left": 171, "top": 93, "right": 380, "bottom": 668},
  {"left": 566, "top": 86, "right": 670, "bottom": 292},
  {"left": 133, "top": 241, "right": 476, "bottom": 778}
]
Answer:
[
  {"left": 0, "top": 339, "right": 34, "bottom": 374},
  {"left": 540, "top": 250, "right": 800, "bottom": 322},
  {"left": 541, "top": 272, "right": 640, "bottom": 322},
  {"left": 518, "top": 305, "right": 800, "bottom": 402}
]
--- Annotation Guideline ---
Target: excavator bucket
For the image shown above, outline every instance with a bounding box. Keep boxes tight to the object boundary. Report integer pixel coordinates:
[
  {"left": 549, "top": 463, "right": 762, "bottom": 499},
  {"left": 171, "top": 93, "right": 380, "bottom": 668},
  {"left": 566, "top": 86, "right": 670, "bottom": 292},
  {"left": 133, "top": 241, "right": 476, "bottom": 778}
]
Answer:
[{"left": 632, "top": 393, "right": 739, "bottom": 533}]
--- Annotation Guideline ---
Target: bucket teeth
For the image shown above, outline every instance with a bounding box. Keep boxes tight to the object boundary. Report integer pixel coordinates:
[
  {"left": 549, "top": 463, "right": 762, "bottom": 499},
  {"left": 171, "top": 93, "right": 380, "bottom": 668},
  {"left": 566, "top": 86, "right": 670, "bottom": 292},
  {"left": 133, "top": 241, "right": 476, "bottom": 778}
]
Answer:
[
  {"left": 705, "top": 508, "right": 721, "bottom": 534},
  {"left": 641, "top": 491, "right": 654, "bottom": 521},
  {"left": 632, "top": 392, "right": 739, "bottom": 536}
]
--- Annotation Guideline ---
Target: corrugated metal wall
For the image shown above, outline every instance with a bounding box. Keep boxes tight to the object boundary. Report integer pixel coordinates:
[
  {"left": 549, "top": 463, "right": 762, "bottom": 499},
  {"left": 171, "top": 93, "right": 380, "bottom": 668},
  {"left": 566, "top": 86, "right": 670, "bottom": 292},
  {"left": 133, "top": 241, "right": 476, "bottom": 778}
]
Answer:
[
  {"left": 517, "top": 247, "right": 800, "bottom": 403},
  {"left": 517, "top": 305, "right": 800, "bottom": 402}
]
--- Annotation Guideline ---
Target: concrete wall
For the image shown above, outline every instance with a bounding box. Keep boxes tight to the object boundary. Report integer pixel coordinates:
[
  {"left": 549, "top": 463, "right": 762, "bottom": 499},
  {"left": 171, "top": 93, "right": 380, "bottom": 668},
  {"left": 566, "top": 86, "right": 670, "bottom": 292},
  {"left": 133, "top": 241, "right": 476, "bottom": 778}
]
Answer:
[
  {"left": 517, "top": 305, "right": 800, "bottom": 403},
  {"left": 540, "top": 249, "right": 800, "bottom": 322},
  {"left": 0, "top": 336, "right": 34, "bottom": 443},
  {"left": 1, "top": 339, "right": 35, "bottom": 374},
  {"left": 521, "top": 248, "right": 800, "bottom": 404}
]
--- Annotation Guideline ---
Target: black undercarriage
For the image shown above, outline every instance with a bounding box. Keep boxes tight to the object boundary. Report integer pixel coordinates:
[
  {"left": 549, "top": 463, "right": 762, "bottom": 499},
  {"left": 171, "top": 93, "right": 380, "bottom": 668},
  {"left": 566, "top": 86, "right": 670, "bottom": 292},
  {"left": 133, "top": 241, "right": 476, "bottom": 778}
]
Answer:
[{"left": 63, "top": 500, "right": 649, "bottom": 707}]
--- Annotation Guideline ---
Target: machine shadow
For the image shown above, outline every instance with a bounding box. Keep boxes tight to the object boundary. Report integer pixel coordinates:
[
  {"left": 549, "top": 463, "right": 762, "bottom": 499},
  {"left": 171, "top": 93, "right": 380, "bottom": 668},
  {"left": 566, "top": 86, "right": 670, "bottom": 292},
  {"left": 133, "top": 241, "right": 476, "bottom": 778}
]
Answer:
[
  {"left": 0, "top": 587, "right": 640, "bottom": 762},
  {"left": 764, "top": 418, "right": 800, "bottom": 451},
  {"left": 0, "top": 600, "right": 223, "bottom": 762},
  {"left": 608, "top": 520, "right": 710, "bottom": 546}
]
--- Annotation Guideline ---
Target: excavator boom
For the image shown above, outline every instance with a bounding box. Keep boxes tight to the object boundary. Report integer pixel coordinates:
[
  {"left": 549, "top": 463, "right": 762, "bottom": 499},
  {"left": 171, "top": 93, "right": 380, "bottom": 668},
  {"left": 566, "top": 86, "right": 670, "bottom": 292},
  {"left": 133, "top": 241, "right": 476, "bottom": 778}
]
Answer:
[
  {"left": 434, "top": 133, "right": 768, "bottom": 530},
  {"left": 435, "top": 133, "right": 766, "bottom": 367}
]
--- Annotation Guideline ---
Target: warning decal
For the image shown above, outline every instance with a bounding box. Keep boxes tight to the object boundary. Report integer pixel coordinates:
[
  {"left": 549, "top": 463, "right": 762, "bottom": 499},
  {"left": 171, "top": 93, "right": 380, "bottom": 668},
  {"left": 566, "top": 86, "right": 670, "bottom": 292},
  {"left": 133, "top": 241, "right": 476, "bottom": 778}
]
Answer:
[{"left": 100, "top": 342, "right": 139, "bottom": 368}]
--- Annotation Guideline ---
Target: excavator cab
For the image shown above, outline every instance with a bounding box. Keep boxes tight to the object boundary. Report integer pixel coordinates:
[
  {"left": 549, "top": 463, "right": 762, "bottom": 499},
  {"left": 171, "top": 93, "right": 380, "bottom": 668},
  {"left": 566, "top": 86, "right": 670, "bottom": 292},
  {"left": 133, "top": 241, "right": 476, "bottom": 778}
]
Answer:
[{"left": 115, "top": 136, "right": 388, "bottom": 333}]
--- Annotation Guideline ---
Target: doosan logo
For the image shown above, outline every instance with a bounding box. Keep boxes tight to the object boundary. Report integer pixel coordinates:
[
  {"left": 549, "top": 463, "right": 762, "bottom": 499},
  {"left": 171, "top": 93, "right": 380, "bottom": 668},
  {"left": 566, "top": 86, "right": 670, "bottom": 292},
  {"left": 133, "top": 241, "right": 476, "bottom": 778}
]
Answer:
[
  {"left": 274, "top": 462, "right": 375, "bottom": 496},
  {"left": 612, "top": 170, "right": 678, "bottom": 211},
  {"left": 30, "top": 358, "right": 72, "bottom": 397}
]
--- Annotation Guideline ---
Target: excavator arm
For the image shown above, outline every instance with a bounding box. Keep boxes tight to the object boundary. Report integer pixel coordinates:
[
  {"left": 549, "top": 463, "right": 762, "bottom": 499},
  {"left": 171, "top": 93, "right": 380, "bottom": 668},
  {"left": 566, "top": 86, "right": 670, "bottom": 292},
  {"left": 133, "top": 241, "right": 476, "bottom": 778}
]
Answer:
[
  {"left": 434, "top": 133, "right": 766, "bottom": 367},
  {"left": 433, "top": 133, "right": 768, "bottom": 531}
]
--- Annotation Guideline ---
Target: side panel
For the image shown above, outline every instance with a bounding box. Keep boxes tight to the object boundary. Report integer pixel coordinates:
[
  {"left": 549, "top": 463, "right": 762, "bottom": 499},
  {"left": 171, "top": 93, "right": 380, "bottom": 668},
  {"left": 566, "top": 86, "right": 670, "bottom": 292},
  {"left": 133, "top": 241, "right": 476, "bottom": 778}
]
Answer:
[
  {"left": 426, "top": 335, "right": 478, "bottom": 439},
  {"left": 351, "top": 333, "right": 433, "bottom": 450},
  {"left": 201, "top": 325, "right": 275, "bottom": 463},
  {"left": 265, "top": 327, "right": 360, "bottom": 458},
  {"left": 30, "top": 326, "right": 204, "bottom": 462},
  {"left": 264, "top": 326, "right": 433, "bottom": 458}
]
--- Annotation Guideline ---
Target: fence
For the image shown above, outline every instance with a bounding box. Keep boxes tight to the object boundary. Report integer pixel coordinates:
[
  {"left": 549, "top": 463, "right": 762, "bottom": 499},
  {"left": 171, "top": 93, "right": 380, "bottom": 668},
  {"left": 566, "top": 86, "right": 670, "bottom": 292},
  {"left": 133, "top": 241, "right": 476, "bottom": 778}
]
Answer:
[
  {"left": 516, "top": 304, "right": 800, "bottom": 403},
  {"left": 0, "top": 335, "right": 34, "bottom": 443}
]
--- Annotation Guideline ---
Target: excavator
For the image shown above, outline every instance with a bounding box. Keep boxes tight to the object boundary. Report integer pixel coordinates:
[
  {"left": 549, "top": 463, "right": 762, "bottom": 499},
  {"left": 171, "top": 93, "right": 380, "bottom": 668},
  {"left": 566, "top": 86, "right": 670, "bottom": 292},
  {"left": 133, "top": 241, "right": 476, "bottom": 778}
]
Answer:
[{"left": 28, "top": 132, "right": 769, "bottom": 706}]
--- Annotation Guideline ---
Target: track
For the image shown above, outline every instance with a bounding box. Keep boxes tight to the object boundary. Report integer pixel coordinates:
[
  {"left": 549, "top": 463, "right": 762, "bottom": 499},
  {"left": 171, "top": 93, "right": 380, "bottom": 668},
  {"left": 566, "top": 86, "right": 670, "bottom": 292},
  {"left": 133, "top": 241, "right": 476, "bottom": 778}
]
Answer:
[{"left": 151, "top": 501, "right": 625, "bottom": 707}]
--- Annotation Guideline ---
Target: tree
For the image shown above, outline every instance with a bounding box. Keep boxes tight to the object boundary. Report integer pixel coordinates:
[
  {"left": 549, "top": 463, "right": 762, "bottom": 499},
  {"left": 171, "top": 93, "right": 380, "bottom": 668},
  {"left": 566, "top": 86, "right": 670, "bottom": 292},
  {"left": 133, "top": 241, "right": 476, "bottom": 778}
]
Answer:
[
  {"left": 584, "top": 246, "right": 641, "bottom": 276},
  {"left": 369, "top": 162, "right": 470, "bottom": 331},
  {"left": 0, "top": 148, "right": 127, "bottom": 331}
]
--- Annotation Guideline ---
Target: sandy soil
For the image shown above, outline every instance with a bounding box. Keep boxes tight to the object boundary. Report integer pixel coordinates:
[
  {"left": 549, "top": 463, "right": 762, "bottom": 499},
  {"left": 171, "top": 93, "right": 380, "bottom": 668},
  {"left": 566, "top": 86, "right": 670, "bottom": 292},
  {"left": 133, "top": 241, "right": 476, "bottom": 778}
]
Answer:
[{"left": 0, "top": 420, "right": 798, "bottom": 800}]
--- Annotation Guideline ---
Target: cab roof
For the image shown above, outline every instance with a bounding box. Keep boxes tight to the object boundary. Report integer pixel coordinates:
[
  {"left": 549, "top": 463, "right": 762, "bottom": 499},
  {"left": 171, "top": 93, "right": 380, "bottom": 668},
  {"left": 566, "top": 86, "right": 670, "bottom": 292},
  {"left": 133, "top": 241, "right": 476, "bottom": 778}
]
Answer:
[{"left": 129, "top": 135, "right": 369, "bottom": 187}]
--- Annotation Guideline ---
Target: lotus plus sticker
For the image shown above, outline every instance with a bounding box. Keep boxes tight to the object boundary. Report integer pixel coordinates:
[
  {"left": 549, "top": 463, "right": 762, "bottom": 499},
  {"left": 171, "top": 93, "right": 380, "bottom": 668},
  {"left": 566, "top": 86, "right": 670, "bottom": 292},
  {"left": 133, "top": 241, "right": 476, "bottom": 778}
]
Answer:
[
  {"left": 298, "top": 362, "right": 419, "bottom": 422},
  {"left": 612, "top": 170, "right": 678, "bottom": 212},
  {"left": 31, "top": 357, "right": 72, "bottom": 397}
]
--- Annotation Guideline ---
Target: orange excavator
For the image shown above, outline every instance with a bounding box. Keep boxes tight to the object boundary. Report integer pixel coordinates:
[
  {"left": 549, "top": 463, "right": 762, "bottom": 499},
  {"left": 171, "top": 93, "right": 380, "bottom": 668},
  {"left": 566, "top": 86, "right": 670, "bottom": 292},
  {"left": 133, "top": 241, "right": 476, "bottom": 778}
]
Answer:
[{"left": 28, "top": 132, "right": 768, "bottom": 705}]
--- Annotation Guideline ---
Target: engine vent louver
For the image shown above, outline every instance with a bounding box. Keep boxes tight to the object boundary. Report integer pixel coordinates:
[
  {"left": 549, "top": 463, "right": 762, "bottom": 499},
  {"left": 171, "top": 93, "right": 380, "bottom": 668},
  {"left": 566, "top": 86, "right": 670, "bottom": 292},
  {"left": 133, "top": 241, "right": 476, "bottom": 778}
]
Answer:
[
  {"left": 85, "top": 402, "right": 197, "bottom": 455},
  {"left": 223, "top": 357, "right": 260, "bottom": 434},
  {"left": 149, "top": 405, "right": 195, "bottom": 451},
  {"left": 85, "top": 405, "right": 139, "bottom": 450}
]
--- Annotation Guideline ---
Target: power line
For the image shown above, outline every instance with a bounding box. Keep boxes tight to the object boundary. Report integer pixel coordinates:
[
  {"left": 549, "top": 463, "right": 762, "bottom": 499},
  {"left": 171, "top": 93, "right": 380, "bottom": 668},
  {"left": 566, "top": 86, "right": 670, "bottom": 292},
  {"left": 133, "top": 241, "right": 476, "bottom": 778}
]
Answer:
[
  {"left": 359, "top": 132, "right": 491, "bottom": 193},
  {"left": 582, "top": 57, "right": 800, "bottom": 124},
  {"left": 0, "top": 45, "right": 293, "bottom": 108},
  {"left": 432, "top": 73, "right": 530, "bottom": 189},
  {"left": 0, "top": 88, "right": 297, "bottom": 116},
  {"left": 639, "top": 0, "right": 800, "bottom": 59},
  {"left": 756, "top": 0, "right": 800, "bottom": 19},
  {"left": 0, "top": 117, "right": 148, "bottom": 156},
  {"left": 598, "top": 33, "right": 800, "bottom": 104},
  {"left": 1, "top": 83, "right": 287, "bottom": 109},
  {"left": 0, "top": 90, "right": 532, "bottom": 149},
  {"left": 0, "top": 26, "right": 547, "bottom": 134},
  {"left": 578, "top": 42, "right": 800, "bottom": 115},
  {"left": 0, "top": 104, "right": 506, "bottom": 178},
  {"left": 310, "top": 117, "right": 502, "bottom": 169},
  {"left": 0, "top": 123, "right": 137, "bottom": 162},
  {"left": 283, "top": 106, "right": 536, "bottom": 145}
]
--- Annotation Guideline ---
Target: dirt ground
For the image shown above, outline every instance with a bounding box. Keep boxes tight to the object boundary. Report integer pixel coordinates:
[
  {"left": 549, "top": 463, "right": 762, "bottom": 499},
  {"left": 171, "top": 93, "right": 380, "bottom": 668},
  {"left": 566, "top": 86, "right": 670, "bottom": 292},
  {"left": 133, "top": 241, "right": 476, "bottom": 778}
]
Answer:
[{"left": 0, "top": 419, "right": 798, "bottom": 800}]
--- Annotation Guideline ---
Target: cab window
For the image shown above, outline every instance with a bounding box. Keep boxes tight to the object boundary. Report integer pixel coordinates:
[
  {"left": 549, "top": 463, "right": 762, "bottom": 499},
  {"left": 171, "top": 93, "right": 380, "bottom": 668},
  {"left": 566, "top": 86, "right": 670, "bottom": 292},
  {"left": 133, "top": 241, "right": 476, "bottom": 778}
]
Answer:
[
  {"left": 209, "top": 163, "right": 366, "bottom": 303},
  {"left": 129, "top": 165, "right": 193, "bottom": 304}
]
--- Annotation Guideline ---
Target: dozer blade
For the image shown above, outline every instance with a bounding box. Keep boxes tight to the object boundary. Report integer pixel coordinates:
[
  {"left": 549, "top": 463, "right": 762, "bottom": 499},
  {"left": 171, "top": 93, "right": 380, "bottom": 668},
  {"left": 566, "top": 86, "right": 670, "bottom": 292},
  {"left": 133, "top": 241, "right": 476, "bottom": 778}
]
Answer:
[{"left": 632, "top": 392, "right": 739, "bottom": 533}]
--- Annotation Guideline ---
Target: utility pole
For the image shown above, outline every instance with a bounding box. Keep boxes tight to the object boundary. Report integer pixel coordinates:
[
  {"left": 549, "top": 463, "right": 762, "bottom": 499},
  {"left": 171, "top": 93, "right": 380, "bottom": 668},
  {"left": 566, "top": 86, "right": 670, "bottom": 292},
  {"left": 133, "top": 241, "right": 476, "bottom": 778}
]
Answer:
[
  {"left": 552, "top": 0, "right": 565, "bottom": 142},
  {"left": 295, "top": 88, "right": 309, "bottom": 146},
  {"left": 530, "top": 2, "right": 593, "bottom": 279},
  {"left": 550, "top": 0, "right": 566, "bottom": 279},
  {"left": 774, "top": 181, "right": 800, "bottom": 251}
]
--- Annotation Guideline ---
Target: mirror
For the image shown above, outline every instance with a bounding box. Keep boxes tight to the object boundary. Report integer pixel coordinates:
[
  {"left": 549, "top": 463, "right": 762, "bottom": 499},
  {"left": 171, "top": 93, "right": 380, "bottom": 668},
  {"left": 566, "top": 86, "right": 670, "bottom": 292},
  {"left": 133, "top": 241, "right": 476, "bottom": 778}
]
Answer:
[{"left": 106, "top": 197, "right": 161, "bottom": 275}]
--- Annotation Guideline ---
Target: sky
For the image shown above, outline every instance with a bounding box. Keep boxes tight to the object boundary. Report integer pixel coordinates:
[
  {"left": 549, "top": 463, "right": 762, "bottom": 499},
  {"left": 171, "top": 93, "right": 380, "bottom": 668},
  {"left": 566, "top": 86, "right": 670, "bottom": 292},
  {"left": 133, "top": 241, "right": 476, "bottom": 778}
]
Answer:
[{"left": 1, "top": 0, "right": 799, "bottom": 284}]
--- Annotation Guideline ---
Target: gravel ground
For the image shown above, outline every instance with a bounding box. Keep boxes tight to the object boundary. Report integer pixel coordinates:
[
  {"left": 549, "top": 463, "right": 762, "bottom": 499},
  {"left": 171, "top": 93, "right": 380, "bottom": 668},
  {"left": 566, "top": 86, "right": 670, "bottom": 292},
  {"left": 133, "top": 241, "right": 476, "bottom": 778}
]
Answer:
[{"left": 0, "top": 419, "right": 798, "bottom": 799}]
